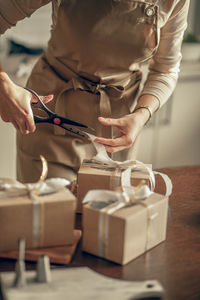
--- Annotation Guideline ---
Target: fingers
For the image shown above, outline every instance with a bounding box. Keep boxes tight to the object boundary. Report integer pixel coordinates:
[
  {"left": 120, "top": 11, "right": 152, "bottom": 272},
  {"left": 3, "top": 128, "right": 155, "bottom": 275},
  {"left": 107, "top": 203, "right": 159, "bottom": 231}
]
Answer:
[
  {"left": 1, "top": 82, "right": 53, "bottom": 134},
  {"left": 94, "top": 135, "right": 133, "bottom": 148},
  {"left": 24, "top": 100, "right": 36, "bottom": 133},
  {"left": 94, "top": 136, "right": 125, "bottom": 147},
  {"left": 0, "top": 79, "right": 38, "bottom": 134},
  {"left": 1, "top": 114, "right": 9, "bottom": 122},
  {"left": 98, "top": 117, "right": 122, "bottom": 128},
  {"left": 15, "top": 112, "right": 31, "bottom": 135},
  {"left": 96, "top": 114, "right": 143, "bottom": 153},
  {"left": 31, "top": 94, "right": 39, "bottom": 104},
  {"left": 94, "top": 136, "right": 133, "bottom": 154},
  {"left": 18, "top": 91, "right": 35, "bottom": 134},
  {"left": 41, "top": 94, "right": 54, "bottom": 104},
  {"left": 30, "top": 94, "right": 54, "bottom": 104},
  {"left": 19, "top": 93, "right": 53, "bottom": 134},
  {"left": 0, "top": 106, "right": 29, "bottom": 134},
  {"left": 94, "top": 136, "right": 134, "bottom": 153},
  {"left": 104, "top": 144, "right": 128, "bottom": 153}
]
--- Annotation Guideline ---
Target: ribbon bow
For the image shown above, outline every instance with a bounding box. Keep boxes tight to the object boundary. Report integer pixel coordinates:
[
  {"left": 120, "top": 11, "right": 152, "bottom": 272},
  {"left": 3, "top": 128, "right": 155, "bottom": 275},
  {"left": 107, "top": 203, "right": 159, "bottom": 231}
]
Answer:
[
  {"left": 83, "top": 183, "right": 155, "bottom": 259},
  {"left": 0, "top": 177, "right": 70, "bottom": 199},
  {"left": 0, "top": 156, "right": 70, "bottom": 247},
  {"left": 84, "top": 133, "right": 172, "bottom": 197},
  {"left": 59, "top": 75, "right": 129, "bottom": 118}
]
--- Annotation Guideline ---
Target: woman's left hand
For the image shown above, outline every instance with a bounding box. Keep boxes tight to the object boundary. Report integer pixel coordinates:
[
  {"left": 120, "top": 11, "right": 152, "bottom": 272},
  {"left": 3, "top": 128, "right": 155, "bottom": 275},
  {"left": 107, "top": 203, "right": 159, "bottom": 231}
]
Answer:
[{"left": 94, "top": 110, "right": 149, "bottom": 153}]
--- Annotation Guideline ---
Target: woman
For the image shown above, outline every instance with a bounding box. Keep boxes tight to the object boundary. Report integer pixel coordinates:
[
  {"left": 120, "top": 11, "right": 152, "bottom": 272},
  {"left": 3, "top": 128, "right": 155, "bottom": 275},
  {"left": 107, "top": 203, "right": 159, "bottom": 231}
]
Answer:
[{"left": 0, "top": 0, "right": 190, "bottom": 182}]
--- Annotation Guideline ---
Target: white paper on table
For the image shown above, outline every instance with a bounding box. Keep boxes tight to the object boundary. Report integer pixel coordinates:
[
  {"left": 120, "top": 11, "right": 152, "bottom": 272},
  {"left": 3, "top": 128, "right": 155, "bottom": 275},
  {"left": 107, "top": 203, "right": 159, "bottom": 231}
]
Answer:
[{"left": 2, "top": 267, "right": 163, "bottom": 300}]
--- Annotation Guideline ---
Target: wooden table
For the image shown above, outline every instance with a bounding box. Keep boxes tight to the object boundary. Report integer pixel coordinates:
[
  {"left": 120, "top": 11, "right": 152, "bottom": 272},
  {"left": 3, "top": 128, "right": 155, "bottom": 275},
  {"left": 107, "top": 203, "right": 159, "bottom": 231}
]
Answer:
[{"left": 1, "top": 166, "right": 200, "bottom": 300}]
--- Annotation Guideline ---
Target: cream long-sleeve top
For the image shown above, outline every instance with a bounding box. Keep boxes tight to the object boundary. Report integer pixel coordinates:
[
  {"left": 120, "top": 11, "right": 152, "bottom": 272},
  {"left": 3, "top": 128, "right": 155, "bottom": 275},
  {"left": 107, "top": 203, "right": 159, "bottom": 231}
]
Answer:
[{"left": 0, "top": 0, "right": 190, "bottom": 107}]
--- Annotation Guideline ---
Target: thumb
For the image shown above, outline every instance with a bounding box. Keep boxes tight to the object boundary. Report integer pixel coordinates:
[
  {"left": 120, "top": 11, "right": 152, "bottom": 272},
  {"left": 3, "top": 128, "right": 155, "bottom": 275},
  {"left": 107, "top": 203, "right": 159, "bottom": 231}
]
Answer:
[
  {"left": 24, "top": 99, "right": 36, "bottom": 133},
  {"left": 31, "top": 94, "right": 54, "bottom": 104},
  {"left": 41, "top": 94, "right": 54, "bottom": 104},
  {"left": 98, "top": 116, "right": 121, "bottom": 127}
]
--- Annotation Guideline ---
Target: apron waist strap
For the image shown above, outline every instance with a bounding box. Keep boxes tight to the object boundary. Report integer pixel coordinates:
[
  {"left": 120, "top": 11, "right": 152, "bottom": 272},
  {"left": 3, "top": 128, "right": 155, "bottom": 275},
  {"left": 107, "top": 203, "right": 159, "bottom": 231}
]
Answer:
[
  {"left": 62, "top": 76, "right": 125, "bottom": 118},
  {"left": 57, "top": 71, "right": 141, "bottom": 118}
]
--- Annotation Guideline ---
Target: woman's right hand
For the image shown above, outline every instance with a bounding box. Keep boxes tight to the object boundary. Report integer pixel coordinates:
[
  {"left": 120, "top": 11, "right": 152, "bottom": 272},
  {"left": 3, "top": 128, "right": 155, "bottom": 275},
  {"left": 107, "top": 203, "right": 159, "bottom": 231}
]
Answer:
[{"left": 0, "top": 71, "right": 53, "bottom": 134}]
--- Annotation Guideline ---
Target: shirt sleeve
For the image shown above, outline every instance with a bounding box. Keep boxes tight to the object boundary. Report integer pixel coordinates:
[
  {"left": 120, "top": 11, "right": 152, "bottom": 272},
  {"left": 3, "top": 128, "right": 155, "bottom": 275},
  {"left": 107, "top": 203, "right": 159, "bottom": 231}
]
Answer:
[
  {"left": 0, "top": 0, "right": 51, "bottom": 34},
  {"left": 140, "top": 0, "right": 190, "bottom": 107}
]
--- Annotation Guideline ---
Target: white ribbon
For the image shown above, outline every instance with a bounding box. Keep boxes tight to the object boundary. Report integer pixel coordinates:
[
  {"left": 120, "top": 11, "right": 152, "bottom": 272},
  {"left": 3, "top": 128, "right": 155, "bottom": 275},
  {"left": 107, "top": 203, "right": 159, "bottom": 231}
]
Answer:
[
  {"left": 86, "top": 133, "right": 172, "bottom": 197},
  {"left": 86, "top": 133, "right": 156, "bottom": 192},
  {"left": 0, "top": 177, "right": 70, "bottom": 198},
  {"left": 83, "top": 186, "right": 153, "bottom": 258},
  {"left": 0, "top": 177, "right": 70, "bottom": 246},
  {"left": 153, "top": 171, "right": 173, "bottom": 198}
]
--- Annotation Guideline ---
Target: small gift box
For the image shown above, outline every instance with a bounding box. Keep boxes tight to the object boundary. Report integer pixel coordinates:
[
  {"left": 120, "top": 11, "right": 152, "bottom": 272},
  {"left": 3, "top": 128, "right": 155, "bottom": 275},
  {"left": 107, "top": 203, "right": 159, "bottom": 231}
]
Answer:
[
  {"left": 0, "top": 157, "right": 77, "bottom": 252},
  {"left": 77, "top": 159, "right": 152, "bottom": 213},
  {"left": 76, "top": 134, "right": 154, "bottom": 213},
  {"left": 82, "top": 188, "right": 169, "bottom": 265}
]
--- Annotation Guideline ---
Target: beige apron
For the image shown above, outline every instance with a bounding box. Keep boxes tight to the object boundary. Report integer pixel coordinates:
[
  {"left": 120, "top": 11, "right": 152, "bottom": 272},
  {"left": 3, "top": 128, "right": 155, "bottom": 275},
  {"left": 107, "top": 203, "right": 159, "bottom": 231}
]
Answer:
[{"left": 17, "top": 0, "right": 158, "bottom": 183}]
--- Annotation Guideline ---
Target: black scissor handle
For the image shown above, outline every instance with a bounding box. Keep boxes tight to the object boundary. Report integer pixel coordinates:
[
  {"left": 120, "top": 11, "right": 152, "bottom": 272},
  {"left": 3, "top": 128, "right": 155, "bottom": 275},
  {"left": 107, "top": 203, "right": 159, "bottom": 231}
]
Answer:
[
  {"left": 25, "top": 87, "right": 91, "bottom": 129},
  {"left": 25, "top": 87, "right": 54, "bottom": 118},
  {"left": 33, "top": 115, "right": 49, "bottom": 123}
]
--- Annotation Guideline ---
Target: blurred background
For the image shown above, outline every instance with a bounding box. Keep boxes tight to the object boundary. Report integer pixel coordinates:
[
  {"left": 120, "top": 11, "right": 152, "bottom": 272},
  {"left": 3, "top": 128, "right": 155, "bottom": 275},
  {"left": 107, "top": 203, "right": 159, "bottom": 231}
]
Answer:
[{"left": 0, "top": 1, "right": 200, "bottom": 179}]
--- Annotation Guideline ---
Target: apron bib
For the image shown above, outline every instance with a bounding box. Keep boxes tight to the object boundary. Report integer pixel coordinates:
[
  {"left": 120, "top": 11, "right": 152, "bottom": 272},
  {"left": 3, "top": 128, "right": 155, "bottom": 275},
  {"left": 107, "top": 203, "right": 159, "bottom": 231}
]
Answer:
[{"left": 17, "top": 0, "right": 158, "bottom": 182}]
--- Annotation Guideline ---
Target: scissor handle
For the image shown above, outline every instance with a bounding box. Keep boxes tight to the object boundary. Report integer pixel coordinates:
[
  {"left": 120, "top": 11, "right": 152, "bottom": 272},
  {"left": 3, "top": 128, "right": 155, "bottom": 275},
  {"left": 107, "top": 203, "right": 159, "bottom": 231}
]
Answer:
[
  {"left": 24, "top": 87, "right": 54, "bottom": 119},
  {"left": 24, "top": 87, "right": 90, "bottom": 128}
]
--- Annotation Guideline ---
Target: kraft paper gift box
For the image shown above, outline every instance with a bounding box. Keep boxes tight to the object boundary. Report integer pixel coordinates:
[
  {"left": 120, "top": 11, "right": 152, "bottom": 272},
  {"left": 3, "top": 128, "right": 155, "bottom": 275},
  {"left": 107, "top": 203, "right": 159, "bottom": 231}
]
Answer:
[
  {"left": 77, "top": 159, "right": 152, "bottom": 212},
  {"left": 82, "top": 189, "right": 168, "bottom": 265},
  {"left": 0, "top": 179, "right": 77, "bottom": 252}
]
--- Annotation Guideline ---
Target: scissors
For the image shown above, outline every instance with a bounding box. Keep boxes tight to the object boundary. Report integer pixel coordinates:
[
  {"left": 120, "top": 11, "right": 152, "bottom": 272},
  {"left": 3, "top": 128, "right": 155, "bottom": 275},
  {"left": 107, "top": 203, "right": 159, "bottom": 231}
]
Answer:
[{"left": 25, "top": 87, "right": 94, "bottom": 138}]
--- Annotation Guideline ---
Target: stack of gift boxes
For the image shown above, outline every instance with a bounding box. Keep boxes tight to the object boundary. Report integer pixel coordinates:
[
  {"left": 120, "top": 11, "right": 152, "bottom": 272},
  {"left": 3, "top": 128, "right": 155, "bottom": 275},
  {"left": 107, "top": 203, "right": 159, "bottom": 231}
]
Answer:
[{"left": 0, "top": 153, "right": 171, "bottom": 265}]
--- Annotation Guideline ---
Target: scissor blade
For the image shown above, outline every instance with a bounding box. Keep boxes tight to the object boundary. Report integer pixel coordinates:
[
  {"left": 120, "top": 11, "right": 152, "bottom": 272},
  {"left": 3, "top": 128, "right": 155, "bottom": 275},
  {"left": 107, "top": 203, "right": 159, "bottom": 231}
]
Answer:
[
  {"left": 60, "top": 124, "right": 90, "bottom": 138},
  {"left": 25, "top": 86, "right": 95, "bottom": 131},
  {"left": 60, "top": 116, "right": 94, "bottom": 131}
]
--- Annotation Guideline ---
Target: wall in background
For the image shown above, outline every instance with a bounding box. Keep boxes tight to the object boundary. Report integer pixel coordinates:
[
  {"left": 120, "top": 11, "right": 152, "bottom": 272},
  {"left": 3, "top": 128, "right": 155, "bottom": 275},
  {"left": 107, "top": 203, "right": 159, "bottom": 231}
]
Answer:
[
  {"left": 187, "top": 0, "right": 195, "bottom": 32},
  {"left": 194, "top": 1, "right": 200, "bottom": 39},
  {"left": 2, "top": 3, "right": 52, "bottom": 47}
]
